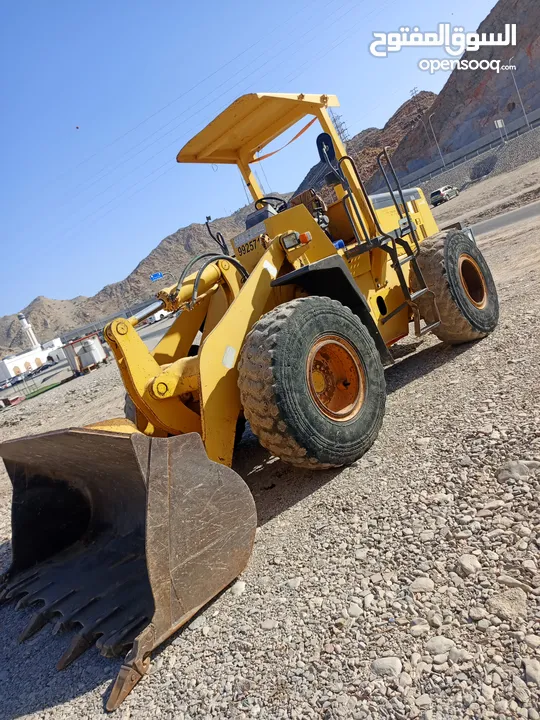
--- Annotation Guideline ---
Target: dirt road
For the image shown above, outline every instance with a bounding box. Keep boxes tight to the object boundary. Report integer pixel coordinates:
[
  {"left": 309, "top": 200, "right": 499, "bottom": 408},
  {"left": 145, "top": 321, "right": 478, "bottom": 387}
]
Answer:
[
  {"left": 0, "top": 214, "right": 539, "bottom": 718},
  {"left": 432, "top": 156, "right": 540, "bottom": 228}
]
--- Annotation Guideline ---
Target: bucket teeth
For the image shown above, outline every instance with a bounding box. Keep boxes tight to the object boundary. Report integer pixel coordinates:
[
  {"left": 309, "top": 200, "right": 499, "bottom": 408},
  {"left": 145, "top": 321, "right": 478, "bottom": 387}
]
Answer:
[
  {"left": 52, "top": 620, "right": 66, "bottom": 635},
  {"left": 0, "top": 429, "right": 258, "bottom": 711},
  {"left": 2, "top": 566, "right": 40, "bottom": 593},
  {"left": 57, "top": 633, "right": 95, "bottom": 670},
  {"left": 106, "top": 658, "right": 150, "bottom": 712},
  {"left": 19, "top": 610, "right": 50, "bottom": 642},
  {"left": 96, "top": 616, "right": 148, "bottom": 656},
  {"left": 0, "top": 582, "right": 11, "bottom": 601},
  {"left": 14, "top": 593, "right": 29, "bottom": 610},
  {"left": 15, "top": 583, "right": 53, "bottom": 610}
]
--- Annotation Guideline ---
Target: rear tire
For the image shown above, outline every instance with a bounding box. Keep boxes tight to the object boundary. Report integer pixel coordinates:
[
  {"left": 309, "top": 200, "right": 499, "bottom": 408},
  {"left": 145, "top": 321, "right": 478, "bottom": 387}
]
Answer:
[
  {"left": 411, "top": 230, "right": 499, "bottom": 344},
  {"left": 238, "top": 297, "right": 386, "bottom": 469}
]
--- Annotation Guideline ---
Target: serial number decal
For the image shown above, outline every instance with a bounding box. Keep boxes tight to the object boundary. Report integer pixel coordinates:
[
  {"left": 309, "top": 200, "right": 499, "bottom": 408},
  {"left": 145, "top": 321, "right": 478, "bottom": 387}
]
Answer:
[
  {"left": 232, "top": 221, "right": 267, "bottom": 249},
  {"left": 236, "top": 238, "right": 259, "bottom": 256}
]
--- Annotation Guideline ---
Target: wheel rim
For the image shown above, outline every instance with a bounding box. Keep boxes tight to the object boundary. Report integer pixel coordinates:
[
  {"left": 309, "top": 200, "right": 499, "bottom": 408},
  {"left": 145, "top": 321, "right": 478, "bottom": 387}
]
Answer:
[
  {"left": 458, "top": 254, "right": 488, "bottom": 309},
  {"left": 306, "top": 335, "right": 365, "bottom": 421}
]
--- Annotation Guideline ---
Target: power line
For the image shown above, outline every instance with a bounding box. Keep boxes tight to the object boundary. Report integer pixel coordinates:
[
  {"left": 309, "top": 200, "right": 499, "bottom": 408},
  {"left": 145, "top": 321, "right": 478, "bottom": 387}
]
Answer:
[
  {"left": 258, "top": 155, "right": 271, "bottom": 192},
  {"left": 51, "top": 0, "right": 316, "bottom": 184},
  {"left": 239, "top": 174, "right": 250, "bottom": 204},
  {"left": 50, "top": 0, "right": 366, "bottom": 235},
  {"left": 253, "top": 166, "right": 266, "bottom": 195},
  {"left": 55, "top": 0, "right": 397, "bottom": 242},
  {"left": 85, "top": 166, "right": 177, "bottom": 227},
  {"left": 284, "top": 0, "right": 397, "bottom": 86},
  {"left": 59, "top": 159, "right": 173, "bottom": 238},
  {"left": 60, "top": 0, "right": 356, "bottom": 204}
]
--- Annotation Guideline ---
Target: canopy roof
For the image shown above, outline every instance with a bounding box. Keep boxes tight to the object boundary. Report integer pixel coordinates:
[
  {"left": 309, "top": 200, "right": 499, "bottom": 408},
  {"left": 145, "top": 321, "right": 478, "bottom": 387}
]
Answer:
[{"left": 176, "top": 93, "right": 339, "bottom": 165}]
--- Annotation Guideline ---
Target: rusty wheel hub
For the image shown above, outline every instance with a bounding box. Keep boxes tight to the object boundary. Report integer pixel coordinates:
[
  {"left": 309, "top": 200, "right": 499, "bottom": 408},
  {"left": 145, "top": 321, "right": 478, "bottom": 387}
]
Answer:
[
  {"left": 459, "top": 253, "right": 488, "bottom": 309},
  {"left": 307, "top": 334, "right": 365, "bottom": 421}
]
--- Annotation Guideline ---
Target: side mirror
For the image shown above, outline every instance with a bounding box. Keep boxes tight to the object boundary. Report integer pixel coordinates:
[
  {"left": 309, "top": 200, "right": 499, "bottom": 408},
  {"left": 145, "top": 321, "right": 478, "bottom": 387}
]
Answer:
[{"left": 317, "top": 133, "right": 336, "bottom": 165}]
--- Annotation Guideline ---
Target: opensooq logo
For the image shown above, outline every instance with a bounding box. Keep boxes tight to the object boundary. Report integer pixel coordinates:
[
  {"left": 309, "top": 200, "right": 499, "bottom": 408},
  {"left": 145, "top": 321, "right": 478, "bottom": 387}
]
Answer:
[{"left": 369, "top": 23, "right": 517, "bottom": 59}]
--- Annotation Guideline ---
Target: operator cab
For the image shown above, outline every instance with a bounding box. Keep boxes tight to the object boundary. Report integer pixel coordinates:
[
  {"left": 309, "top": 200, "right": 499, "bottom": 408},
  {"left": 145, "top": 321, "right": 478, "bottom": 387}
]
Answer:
[{"left": 177, "top": 93, "right": 431, "bottom": 274}]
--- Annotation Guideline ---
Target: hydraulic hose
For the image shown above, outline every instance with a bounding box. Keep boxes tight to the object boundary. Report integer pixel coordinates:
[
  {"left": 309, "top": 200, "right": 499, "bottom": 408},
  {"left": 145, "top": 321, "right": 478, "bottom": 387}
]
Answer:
[
  {"left": 189, "top": 255, "right": 248, "bottom": 309},
  {"left": 173, "top": 253, "right": 221, "bottom": 297}
]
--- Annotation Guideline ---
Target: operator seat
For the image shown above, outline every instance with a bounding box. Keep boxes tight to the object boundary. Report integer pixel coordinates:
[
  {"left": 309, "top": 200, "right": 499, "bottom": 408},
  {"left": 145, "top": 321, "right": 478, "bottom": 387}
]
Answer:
[
  {"left": 290, "top": 188, "right": 327, "bottom": 215},
  {"left": 290, "top": 188, "right": 331, "bottom": 235}
]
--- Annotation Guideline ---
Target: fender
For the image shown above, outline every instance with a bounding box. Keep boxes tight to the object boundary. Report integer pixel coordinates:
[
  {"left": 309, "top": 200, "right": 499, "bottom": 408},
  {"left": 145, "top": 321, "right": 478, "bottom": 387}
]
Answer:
[{"left": 271, "top": 255, "right": 394, "bottom": 366}]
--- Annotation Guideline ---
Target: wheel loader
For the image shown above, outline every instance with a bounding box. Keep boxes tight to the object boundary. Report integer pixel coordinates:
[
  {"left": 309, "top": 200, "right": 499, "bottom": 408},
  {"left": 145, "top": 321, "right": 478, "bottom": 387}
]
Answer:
[{"left": 0, "top": 93, "right": 499, "bottom": 709}]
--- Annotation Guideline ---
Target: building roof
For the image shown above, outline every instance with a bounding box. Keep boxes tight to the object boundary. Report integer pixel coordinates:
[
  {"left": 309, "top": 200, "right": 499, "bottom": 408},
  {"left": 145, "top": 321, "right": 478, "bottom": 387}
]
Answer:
[{"left": 1, "top": 346, "right": 48, "bottom": 364}]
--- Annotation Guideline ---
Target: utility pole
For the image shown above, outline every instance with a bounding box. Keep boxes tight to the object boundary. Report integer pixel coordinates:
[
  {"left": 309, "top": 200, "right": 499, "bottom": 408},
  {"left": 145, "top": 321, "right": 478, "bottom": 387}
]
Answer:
[
  {"left": 428, "top": 113, "right": 446, "bottom": 169},
  {"left": 329, "top": 109, "right": 350, "bottom": 145},
  {"left": 410, "top": 88, "right": 434, "bottom": 146},
  {"left": 509, "top": 57, "right": 531, "bottom": 130}
]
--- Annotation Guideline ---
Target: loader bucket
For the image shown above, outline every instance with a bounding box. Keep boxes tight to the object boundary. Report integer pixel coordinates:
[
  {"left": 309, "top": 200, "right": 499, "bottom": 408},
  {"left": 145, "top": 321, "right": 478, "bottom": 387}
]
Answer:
[{"left": 0, "top": 427, "right": 257, "bottom": 710}]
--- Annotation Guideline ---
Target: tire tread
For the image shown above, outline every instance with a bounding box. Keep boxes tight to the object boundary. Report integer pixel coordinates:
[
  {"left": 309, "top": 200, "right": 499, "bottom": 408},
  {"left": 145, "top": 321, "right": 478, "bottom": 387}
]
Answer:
[
  {"left": 238, "top": 297, "right": 385, "bottom": 469},
  {"left": 411, "top": 232, "right": 486, "bottom": 344}
]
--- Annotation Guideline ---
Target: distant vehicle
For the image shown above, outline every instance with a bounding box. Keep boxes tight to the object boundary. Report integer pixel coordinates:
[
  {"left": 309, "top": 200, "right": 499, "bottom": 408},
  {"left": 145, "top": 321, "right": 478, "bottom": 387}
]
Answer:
[
  {"left": 148, "top": 309, "right": 172, "bottom": 325},
  {"left": 28, "top": 364, "right": 50, "bottom": 377},
  {"left": 0, "top": 379, "right": 12, "bottom": 390},
  {"left": 430, "top": 186, "right": 459, "bottom": 207}
]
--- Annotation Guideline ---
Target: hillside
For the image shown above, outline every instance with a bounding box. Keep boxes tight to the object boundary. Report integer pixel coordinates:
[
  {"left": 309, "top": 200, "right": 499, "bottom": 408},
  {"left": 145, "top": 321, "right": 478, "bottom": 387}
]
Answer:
[
  {"left": 0, "top": 206, "right": 255, "bottom": 357},
  {"left": 294, "top": 91, "right": 437, "bottom": 198},
  {"left": 372, "top": 0, "right": 540, "bottom": 181}
]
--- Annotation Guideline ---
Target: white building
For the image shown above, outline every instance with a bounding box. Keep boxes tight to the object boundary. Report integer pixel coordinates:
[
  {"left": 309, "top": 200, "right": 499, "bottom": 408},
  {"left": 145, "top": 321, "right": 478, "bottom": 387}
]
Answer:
[
  {"left": 18, "top": 313, "right": 40, "bottom": 349},
  {"left": 0, "top": 315, "right": 66, "bottom": 381},
  {"left": 42, "top": 338, "right": 66, "bottom": 362}
]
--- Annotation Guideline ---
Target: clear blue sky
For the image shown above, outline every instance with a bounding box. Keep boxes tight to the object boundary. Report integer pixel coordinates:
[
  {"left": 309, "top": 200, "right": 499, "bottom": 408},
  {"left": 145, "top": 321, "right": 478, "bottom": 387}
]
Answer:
[{"left": 1, "top": 0, "right": 496, "bottom": 314}]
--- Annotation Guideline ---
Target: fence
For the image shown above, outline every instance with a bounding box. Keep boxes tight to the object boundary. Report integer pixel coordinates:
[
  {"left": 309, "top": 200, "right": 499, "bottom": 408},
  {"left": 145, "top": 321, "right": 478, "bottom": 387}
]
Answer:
[{"left": 371, "top": 107, "right": 540, "bottom": 191}]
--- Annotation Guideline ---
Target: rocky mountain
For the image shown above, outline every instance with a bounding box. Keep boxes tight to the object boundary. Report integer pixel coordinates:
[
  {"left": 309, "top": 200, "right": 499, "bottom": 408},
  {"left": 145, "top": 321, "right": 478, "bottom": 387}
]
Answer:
[
  {"left": 0, "top": 206, "right": 255, "bottom": 357},
  {"left": 370, "top": 0, "right": 540, "bottom": 181},
  {"left": 294, "top": 91, "right": 437, "bottom": 198}
]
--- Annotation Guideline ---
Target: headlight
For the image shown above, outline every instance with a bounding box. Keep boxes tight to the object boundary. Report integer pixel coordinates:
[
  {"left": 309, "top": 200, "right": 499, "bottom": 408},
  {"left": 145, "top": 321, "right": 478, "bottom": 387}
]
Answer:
[{"left": 280, "top": 231, "right": 312, "bottom": 251}]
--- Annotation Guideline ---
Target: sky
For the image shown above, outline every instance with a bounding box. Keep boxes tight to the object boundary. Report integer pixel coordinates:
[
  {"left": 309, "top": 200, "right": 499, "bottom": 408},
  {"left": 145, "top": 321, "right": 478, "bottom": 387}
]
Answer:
[{"left": 0, "top": 0, "right": 497, "bottom": 315}]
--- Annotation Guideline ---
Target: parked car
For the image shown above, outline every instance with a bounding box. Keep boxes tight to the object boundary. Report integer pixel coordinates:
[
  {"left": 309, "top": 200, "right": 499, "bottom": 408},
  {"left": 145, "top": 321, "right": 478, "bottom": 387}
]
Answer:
[
  {"left": 0, "top": 379, "right": 12, "bottom": 390},
  {"left": 148, "top": 309, "right": 172, "bottom": 325},
  {"left": 430, "top": 186, "right": 460, "bottom": 207}
]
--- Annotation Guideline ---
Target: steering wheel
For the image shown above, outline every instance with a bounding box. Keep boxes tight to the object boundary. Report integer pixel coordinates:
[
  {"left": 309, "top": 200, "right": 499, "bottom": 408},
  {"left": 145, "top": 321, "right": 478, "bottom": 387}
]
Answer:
[{"left": 254, "top": 196, "right": 288, "bottom": 213}]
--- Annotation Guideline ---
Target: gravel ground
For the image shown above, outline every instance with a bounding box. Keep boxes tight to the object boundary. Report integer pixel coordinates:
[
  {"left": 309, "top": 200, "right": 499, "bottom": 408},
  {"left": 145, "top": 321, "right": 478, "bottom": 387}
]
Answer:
[{"left": 0, "top": 216, "right": 539, "bottom": 719}]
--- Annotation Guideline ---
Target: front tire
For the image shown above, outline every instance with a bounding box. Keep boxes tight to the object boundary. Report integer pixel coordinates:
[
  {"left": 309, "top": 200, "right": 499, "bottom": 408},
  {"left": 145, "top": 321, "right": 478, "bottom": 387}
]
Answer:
[
  {"left": 238, "top": 297, "right": 386, "bottom": 469},
  {"left": 411, "top": 230, "right": 499, "bottom": 344}
]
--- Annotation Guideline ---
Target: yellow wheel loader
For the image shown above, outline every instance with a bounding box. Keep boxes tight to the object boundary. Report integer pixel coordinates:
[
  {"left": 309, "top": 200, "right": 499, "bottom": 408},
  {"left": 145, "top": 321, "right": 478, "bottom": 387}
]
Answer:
[{"left": 0, "top": 93, "right": 499, "bottom": 709}]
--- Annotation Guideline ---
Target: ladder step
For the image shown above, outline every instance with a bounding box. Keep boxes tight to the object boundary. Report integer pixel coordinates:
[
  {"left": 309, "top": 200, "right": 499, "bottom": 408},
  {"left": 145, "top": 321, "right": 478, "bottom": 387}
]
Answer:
[
  {"left": 410, "top": 288, "right": 429, "bottom": 301},
  {"left": 399, "top": 254, "right": 413, "bottom": 266},
  {"left": 419, "top": 320, "right": 441, "bottom": 336},
  {"left": 381, "top": 301, "right": 408, "bottom": 324},
  {"left": 398, "top": 246, "right": 420, "bottom": 265}
]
